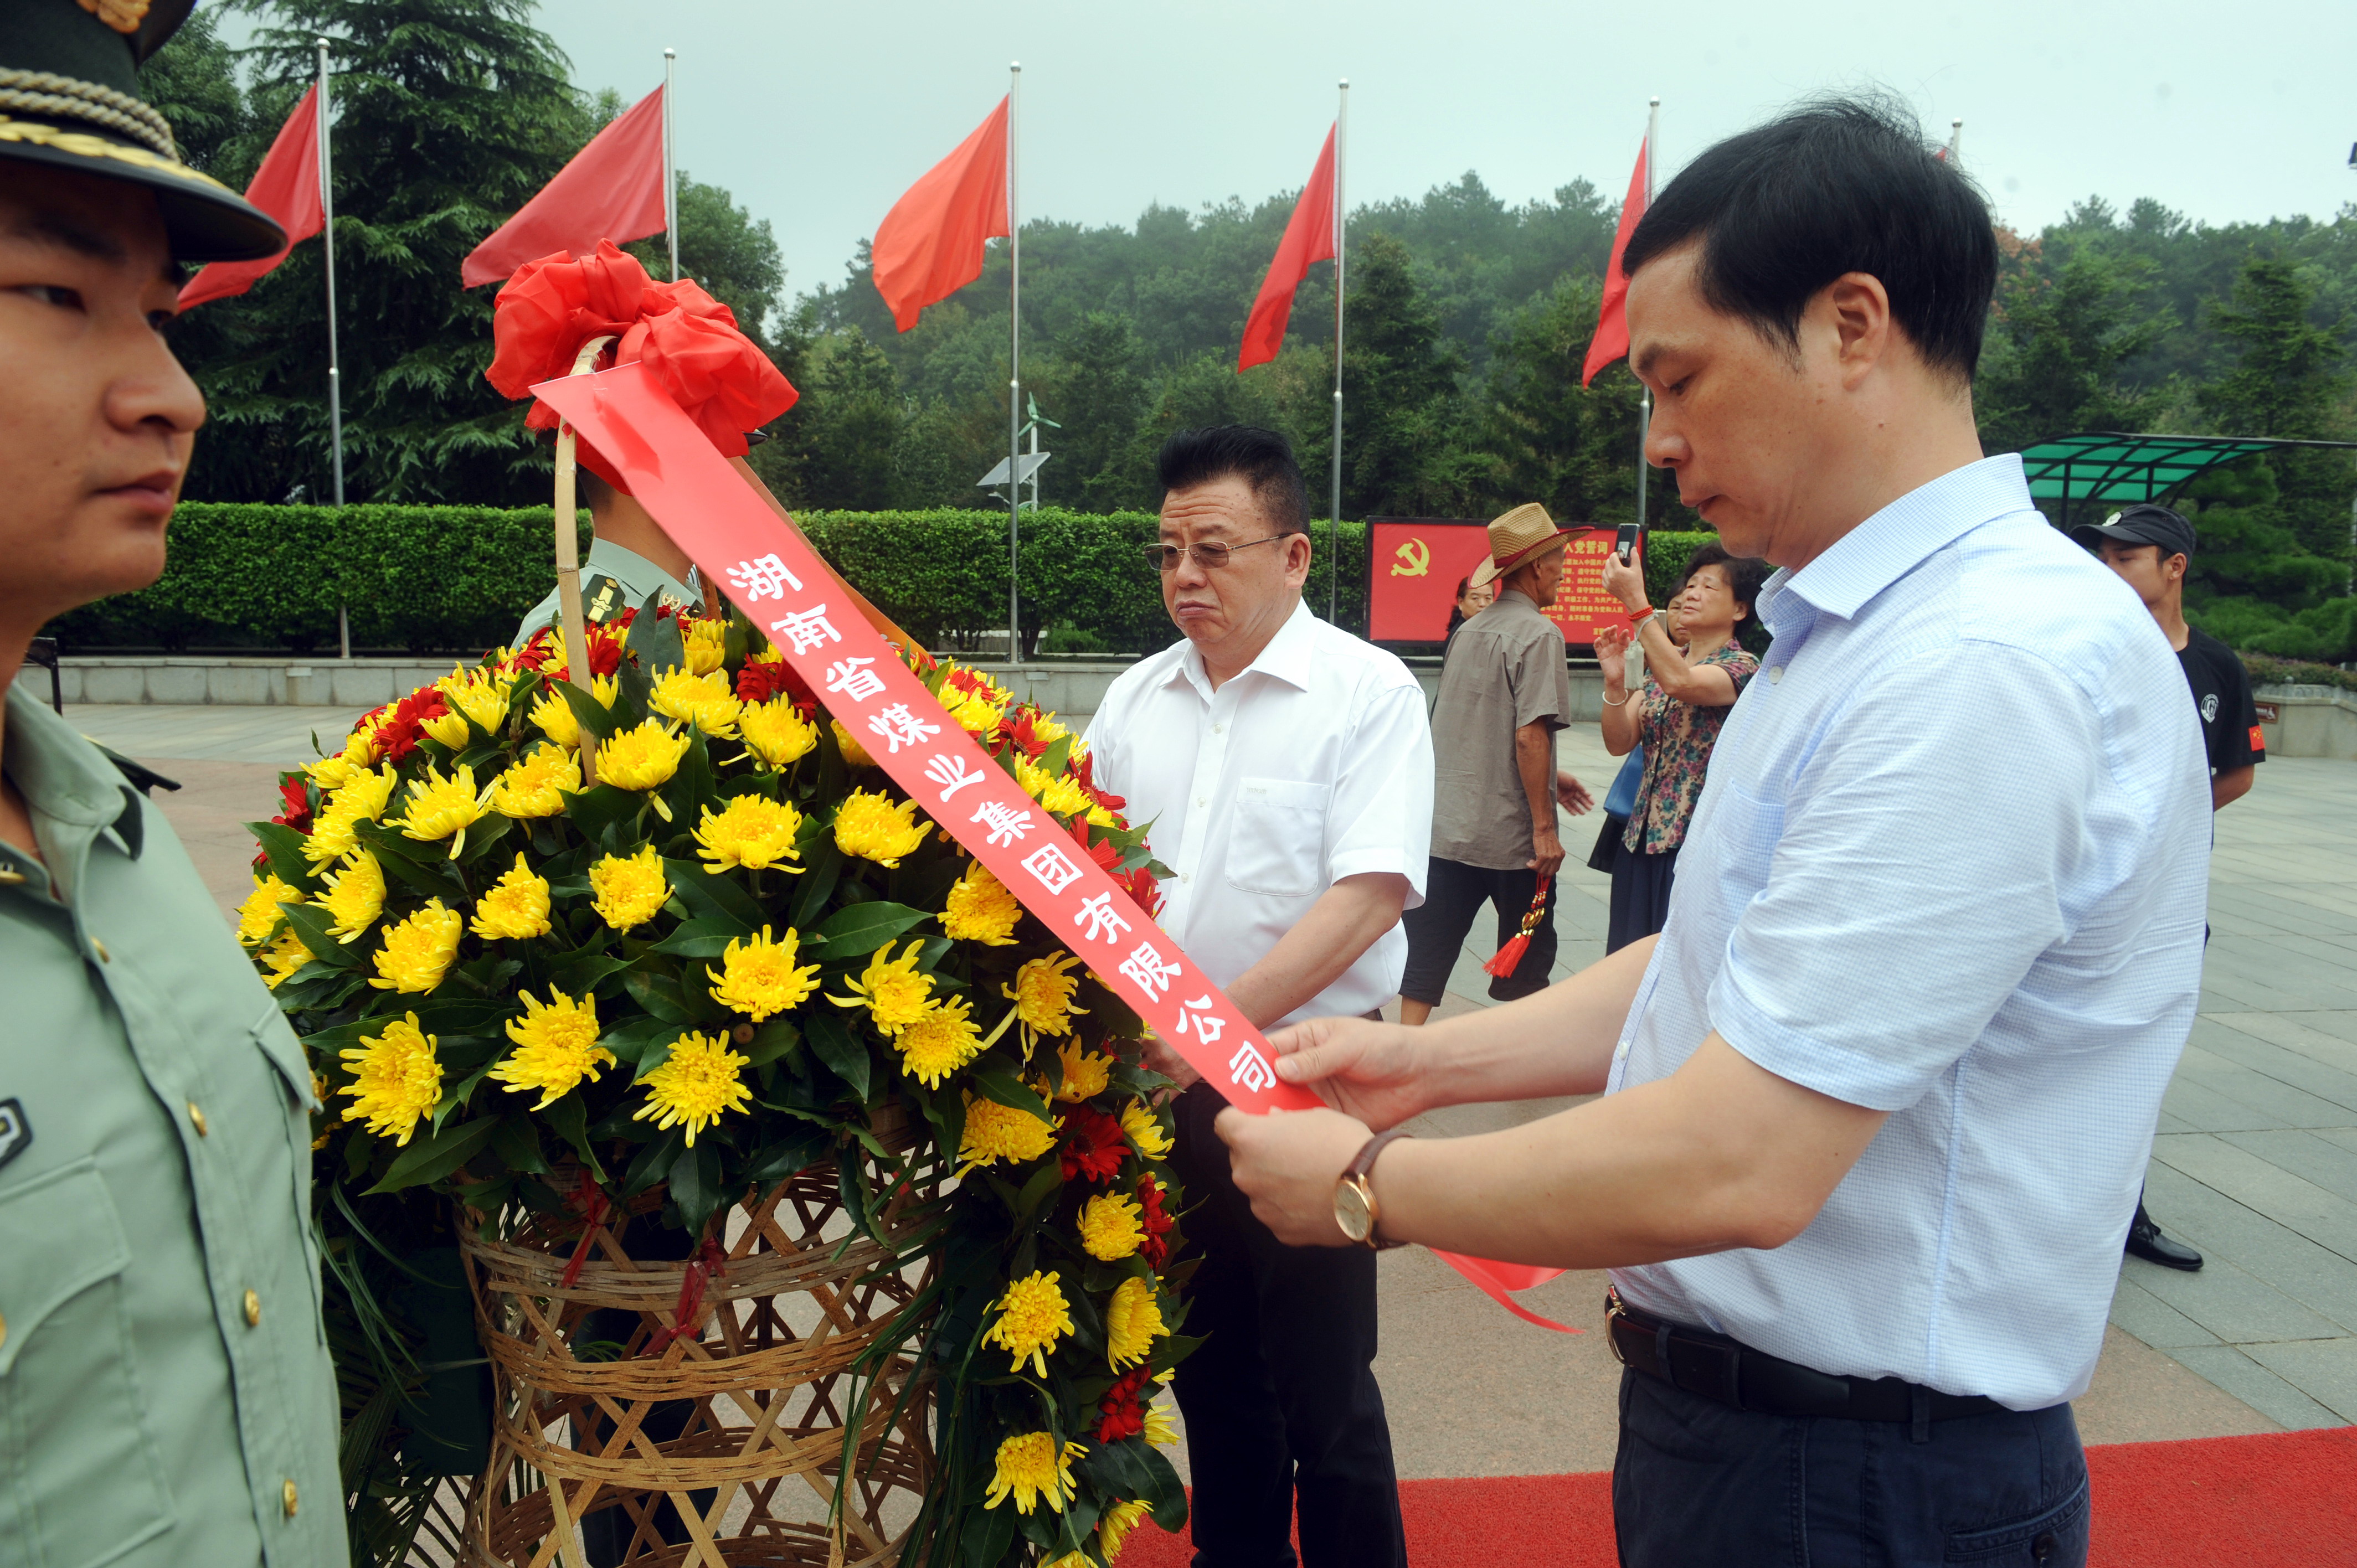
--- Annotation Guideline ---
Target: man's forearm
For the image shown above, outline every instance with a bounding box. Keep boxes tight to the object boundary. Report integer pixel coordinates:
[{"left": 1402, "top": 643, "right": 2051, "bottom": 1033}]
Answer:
[
  {"left": 2212, "top": 765, "right": 2255, "bottom": 811},
  {"left": 1514, "top": 724, "right": 1557, "bottom": 837},
  {"left": 1406, "top": 936, "right": 1656, "bottom": 1110},
  {"left": 1225, "top": 872, "right": 1408, "bottom": 1029}
]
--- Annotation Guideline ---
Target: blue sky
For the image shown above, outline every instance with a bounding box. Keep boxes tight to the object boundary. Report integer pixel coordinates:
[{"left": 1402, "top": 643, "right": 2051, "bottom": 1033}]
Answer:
[{"left": 429, "top": 1, "right": 2357, "bottom": 300}]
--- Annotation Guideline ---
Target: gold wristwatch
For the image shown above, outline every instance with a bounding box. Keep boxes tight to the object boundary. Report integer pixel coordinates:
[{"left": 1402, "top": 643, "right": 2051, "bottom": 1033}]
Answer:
[{"left": 1333, "top": 1128, "right": 1415, "bottom": 1249}]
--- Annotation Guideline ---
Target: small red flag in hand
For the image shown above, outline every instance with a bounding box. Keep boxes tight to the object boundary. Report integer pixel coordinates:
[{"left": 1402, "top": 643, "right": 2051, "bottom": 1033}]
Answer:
[
  {"left": 1581, "top": 135, "right": 1650, "bottom": 386},
  {"left": 178, "top": 84, "right": 323, "bottom": 310},
  {"left": 871, "top": 97, "right": 1011, "bottom": 333},
  {"left": 1237, "top": 124, "right": 1337, "bottom": 371},
  {"left": 462, "top": 86, "right": 667, "bottom": 289}
]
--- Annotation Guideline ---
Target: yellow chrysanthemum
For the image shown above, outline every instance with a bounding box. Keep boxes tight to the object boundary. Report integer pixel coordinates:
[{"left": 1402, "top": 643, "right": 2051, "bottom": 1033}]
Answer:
[
  {"left": 338, "top": 1014, "right": 442, "bottom": 1146},
  {"left": 392, "top": 762, "right": 485, "bottom": 856},
  {"left": 956, "top": 1092, "right": 1057, "bottom": 1173},
  {"left": 1006, "top": 952, "right": 1088, "bottom": 1044},
  {"left": 1120, "top": 1099, "right": 1174, "bottom": 1162},
  {"left": 529, "top": 673, "right": 619, "bottom": 749},
  {"left": 304, "top": 763, "right": 399, "bottom": 864},
  {"left": 1106, "top": 1275, "right": 1169, "bottom": 1370},
  {"left": 436, "top": 663, "right": 511, "bottom": 734},
  {"left": 828, "top": 940, "right": 934, "bottom": 1036},
  {"left": 631, "top": 1031, "right": 752, "bottom": 1146},
  {"left": 369, "top": 900, "right": 462, "bottom": 993},
  {"left": 983, "top": 1431, "right": 1083, "bottom": 1516},
  {"left": 830, "top": 719, "right": 876, "bottom": 768},
  {"left": 1099, "top": 1499, "right": 1154, "bottom": 1560},
  {"left": 650, "top": 666, "right": 742, "bottom": 736},
  {"left": 1143, "top": 1393, "right": 1177, "bottom": 1447},
  {"left": 1053, "top": 1039, "right": 1113, "bottom": 1103},
  {"left": 420, "top": 705, "right": 470, "bottom": 750},
  {"left": 738, "top": 700, "right": 819, "bottom": 769},
  {"left": 940, "top": 859, "right": 1021, "bottom": 945},
  {"left": 693, "top": 793, "right": 805, "bottom": 873},
  {"left": 318, "top": 850, "right": 387, "bottom": 942},
  {"left": 305, "top": 726, "right": 380, "bottom": 791},
  {"left": 471, "top": 854, "right": 554, "bottom": 940},
  {"left": 1042, "top": 1554, "right": 1089, "bottom": 1568},
  {"left": 1016, "top": 758, "right": 1094, "bottom": 819},
  {"left": 492, "top": 988, "right": 615, "bottom": 1109},
  {"left": 489, "top": 745, "right": 580, "bottom": 818},
  {"left": 943, "top": 689, "right": 1006, "bottom": 736},
  {"left": 707, "top": 926, "right": 821, "bottom": 1022},
  {"left": 596, "top": 719, "right": 692, "bottom": 793},
  {"left": 1028, "top": 711, "right": 1071, "bottom": 750},
  {"left": 984, "top": 1270, "right": 1076, "bottom": 1377},
  {"left": 831, "top": 787, "right": 930, "bottom": 867},
  {"left": 588, "top": 844, "right": 671, "bottom": 931},
  {"left": 236, "top": 871, "right": 305, "bottom": 948},
  {"left": 894, "top": 996, "right": 984, "bottom": 1089},
  {"left": 682, "top": 616, "right": 727, "bottom": 676},
  {"left": 259, "top": 930, "right": 312, "bottom": 990},
  {"left": 1077, "top": 1192, "right": 1145, "bottom": 1261}
]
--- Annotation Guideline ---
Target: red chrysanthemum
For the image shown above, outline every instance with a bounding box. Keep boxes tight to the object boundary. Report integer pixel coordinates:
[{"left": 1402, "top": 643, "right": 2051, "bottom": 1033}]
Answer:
[
  {"left": 735, "top": 656, "right": 817, "bottom": 710},
  {"left": 997, "top": 705, "right": 1057, "bottom": 760},
  {"left": 372, "top": 687, "right": 449, "bottom": 766},
  {"left": 1137, "top": 1175, "right": 1175, "bottom": 1269},
  {"left": 271, "top": 776, "right": 311, "bottom": 833},
  {"left": 1118, "top": 863, "right": 1165, "bottom": 921},
  {"left": 1068, "top": 749, "right": 1128, "bottom": 817},
  {"left": 1096, "top": 1365, "right": 1153, "bottom": 1442},
  {"left": 1060, "top": 1105, "right": 1130, "bottom": 1184}
]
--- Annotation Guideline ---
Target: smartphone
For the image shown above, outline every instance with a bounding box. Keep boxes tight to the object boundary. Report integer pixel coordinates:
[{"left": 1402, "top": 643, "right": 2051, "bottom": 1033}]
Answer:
[{"left": 1615, "top": 522, "right": 1643, "bottom": 565}]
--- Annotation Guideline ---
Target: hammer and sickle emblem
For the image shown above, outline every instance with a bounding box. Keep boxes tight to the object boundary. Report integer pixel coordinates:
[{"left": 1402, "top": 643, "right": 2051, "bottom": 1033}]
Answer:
[{"left": 1391, "top": 538, "right": 1431, "bottom": 577}]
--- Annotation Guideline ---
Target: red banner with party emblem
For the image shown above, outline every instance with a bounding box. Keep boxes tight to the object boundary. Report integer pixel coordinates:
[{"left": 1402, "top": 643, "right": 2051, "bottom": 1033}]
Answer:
[
  {"left": 532, "top": 362, "right": 1574, "bottom": 1330},
  {"left": 1368, "top": 518, "right": 1637, "bottom": 646}
]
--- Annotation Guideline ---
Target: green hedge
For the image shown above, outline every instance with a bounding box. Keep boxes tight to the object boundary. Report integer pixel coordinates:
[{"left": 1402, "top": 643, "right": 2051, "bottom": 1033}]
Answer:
[{"left": 48, "top": 504, "right": 1717, "bottom": 656}]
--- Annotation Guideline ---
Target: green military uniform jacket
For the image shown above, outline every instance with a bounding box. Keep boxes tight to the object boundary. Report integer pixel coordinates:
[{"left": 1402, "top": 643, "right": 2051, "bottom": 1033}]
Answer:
[
  {"left": 0, "top": 687, "right": 346, "bottom": 1567},
  {"left": 513, "top": 538, "right": 697, "bottom": 647}
]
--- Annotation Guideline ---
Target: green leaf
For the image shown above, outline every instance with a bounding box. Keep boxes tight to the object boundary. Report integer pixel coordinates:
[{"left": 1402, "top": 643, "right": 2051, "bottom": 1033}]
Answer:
[
  {"left": 807, "top": 900, "right": 932, "bottom": 961},
  {"left": 556, "top": 678, "right": 622, "bottom": 742},
  {"left": 245, "top": 820, "right": 323, "bottom": 893},
  {"left": 741, "top": 1016, "right": 801, "bottom": 1069},
  {"left": 624, "top": 968, "right": 693, "bottom": 1024},
  {"left": 366, "top": 1115, "right": 500, "bottom": 1194},
  {"left": 1039, "top": 731, "right": 1074, "bottom": 777},
  {"left": 1011, "top": 1157, "right": 1065, "bottom": 1225},
  {"left": 967, "top": 1063, "right": 1051, "bottom": 1123},
  {"left": 488, "top": 1115, "right": 548, "bottom": 1175},
  {"left": 650, "top": 917, "right": 749, "bottom": 958},
  {"left": 788, "top": 842, "right": 844, "bottom": 929},
  {"left": 599, "top": 1013, "right": 678, "bottom": 1066},
  {"left": 659, "top": 858, "right": 763, "bottom": 931},
  {"left": 543, "top": 1092, "right": 606, "bottom": 1182},
  {"left": 802, "top": 1009, "right": 871, "bottom": 1102},
  {"left": 667, "top": 1139, "right": 720, "bottom": 1234},
  {"left": 620, "top": 1126, "right": 685, "bottom": 1196},
  {"left": 547, "top": 950, "right": 637, "bottom": 997},
  {"left": 276, "top": 900, "right": 364, "bottom": 969},
  {"left": 452, "top": 809, "right": 516, "bottom": 867},
  {"left": 639, "top": 591, "right": 689, "bottom": 673},
  {"left": 562, "top": 784, "right": 644, "bottom": 846}
]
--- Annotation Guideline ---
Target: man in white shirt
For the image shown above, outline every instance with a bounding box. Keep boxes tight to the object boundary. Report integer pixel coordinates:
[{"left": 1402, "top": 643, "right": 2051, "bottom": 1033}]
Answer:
[
  {"left": 1212, "top": 101, "right": 2210, "bottom": 1567},
  {"left": 1087, "top": 425, "right": 1432, "bottom": 1568}
]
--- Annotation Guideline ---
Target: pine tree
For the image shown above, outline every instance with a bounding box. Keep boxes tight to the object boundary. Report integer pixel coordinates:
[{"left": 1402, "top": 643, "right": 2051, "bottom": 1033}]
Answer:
[{"left": 1974, "top": 248, "right": 2170, "bottom": 456}]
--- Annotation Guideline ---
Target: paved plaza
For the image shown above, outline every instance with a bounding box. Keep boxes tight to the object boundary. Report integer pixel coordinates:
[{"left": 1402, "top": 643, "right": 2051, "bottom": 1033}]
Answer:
[{"left": 56, "top": 699, "right": 2357, "bottom": 1472}]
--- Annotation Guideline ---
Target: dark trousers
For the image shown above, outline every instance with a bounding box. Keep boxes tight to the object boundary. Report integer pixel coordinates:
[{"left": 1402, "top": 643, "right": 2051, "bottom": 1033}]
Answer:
[
  {"left": 1605, "top": 843, "right": 1679, "bottom": 955},
  {"left": 1613, "top": 1369, "right": 2090, "bottom": 1567},
  {"left": 1171, "top": 1083, "right": 1408, "bottom": 1568},
  {"left": 1399, "top": 856, "right": 1558, "bottom": 1005}
]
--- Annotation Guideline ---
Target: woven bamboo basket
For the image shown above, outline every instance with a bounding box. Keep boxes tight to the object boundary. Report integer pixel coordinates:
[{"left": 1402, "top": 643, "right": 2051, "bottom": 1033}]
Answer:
[{"left": 457, "top": 1125, "right": 937, "bottom": 1568}]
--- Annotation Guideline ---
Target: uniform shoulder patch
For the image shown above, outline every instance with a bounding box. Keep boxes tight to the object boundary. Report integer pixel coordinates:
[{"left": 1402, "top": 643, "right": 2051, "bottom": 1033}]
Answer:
[
  {"left": 0, "top": 1098, "right": 31, "bottom": 1175},
  {"left": 91, "top": 744, "right": 180, "bottom": 797}
]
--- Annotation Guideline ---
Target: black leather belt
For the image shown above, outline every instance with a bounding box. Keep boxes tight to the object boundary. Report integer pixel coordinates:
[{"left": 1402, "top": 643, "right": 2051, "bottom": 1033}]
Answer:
[{"left": 1607, "top": 1288, "right": 2006, "bottom": 1429}]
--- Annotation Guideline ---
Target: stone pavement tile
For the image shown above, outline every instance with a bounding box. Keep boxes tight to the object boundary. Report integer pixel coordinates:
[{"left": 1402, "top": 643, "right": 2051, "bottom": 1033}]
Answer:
[
  {"left": 2286, "top": 1011, "right": 2357, "bottom": 1048},
  {"left": 2158, "top": 1075, "right": 2295, "bottom": 1133},
  {"left": 2167, "top": 1347, "right": 2348, "bottom": 1430},
  {"left": 2218, "top": 1129, "right": 2357, "bottom": 1208},
  {"left": 2198, "top": 951, "right": 2357, "bottom": 1013},
  {"left": 2138, "top": 1163, "right": 2357, "bottom": 1336},
  {"left": 2072, "top": 1326, "right": 2281, "bottom": 1444},
  {"left": 142, "top": 757, "right": 287, "bottom": 925},
  {"left": 2153, "top": 1134, "right": 2357, "bottom": 1263},
  {"left": 2198, "top": 1013, "right": 2357, "bottom": 1090},
  {"left": 2170, "top": 1044, "right": 2357, "bottom": 1127},
  {"left": 65, "top": 702, "right": 370, "bottom": 768},
  {"left": 2107, "top": 1276, "right": 2220, "bottom": 1349},
  {"left": 2238, "top": 1338, "right": 2357, "bottom": 1424}
]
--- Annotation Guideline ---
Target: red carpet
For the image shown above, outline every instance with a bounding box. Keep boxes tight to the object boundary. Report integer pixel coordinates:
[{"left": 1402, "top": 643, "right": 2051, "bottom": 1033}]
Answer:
[{"left": 1114, "top": 1427, "right": 2357, "bottom": 1566}]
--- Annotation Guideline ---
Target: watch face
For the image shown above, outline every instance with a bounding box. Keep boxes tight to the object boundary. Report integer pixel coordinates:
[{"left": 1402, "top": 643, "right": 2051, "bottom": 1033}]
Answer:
[{"left": 1334, "top": 1178, "right": 1373, "bottom": 1244}]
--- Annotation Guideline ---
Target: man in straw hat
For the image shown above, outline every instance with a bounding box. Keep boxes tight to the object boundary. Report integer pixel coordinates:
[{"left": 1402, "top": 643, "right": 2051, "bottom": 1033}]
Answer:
[
  {"left": 0, "top": 3, "right": 346, "bottom": 1562},
  {"left": 1217, "top": 97, "right": 2211, "bottom": 1566},
  {"left": 1399, "top": 502, "right": 1593, "bottom": 1026}
]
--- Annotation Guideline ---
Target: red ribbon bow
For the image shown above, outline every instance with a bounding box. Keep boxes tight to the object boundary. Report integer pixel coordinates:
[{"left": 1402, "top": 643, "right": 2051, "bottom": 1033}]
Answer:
[
  {"left": 646, "top": 1235, "right": 729, "bottom": 1353},
  {"left": 485, "top": 240, "right": 797, "bottom": 494}
]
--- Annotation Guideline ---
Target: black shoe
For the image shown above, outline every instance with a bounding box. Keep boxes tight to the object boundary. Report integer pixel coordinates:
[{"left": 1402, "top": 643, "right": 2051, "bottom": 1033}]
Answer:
[{"left": 2126, "top": 1206, "right": 2204, "bottom": 1271}]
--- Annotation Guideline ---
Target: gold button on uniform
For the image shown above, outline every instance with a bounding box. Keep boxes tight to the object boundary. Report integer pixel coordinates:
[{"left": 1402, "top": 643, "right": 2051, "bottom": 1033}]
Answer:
[
  {"left": 91, "top": 938, "right": 110, "bottom": 963},
  {"left": 187, "top": 1101, "right": 208, "bottom": 1137},
  {"left": 242, "top": 1289, "right": 261, "bottom": 1327},
  {"left": 281, "top": 1479, "right": 299, "bottom": 1518},
  {"left": 0, "top": 866, "right": 24, "bottom": 885}
]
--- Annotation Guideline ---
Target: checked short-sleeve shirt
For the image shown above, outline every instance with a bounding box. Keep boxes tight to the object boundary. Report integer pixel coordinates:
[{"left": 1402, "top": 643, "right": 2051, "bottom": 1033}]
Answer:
[{"left": 1604, "top": 456, "right": 2212, "bottom": 1411}]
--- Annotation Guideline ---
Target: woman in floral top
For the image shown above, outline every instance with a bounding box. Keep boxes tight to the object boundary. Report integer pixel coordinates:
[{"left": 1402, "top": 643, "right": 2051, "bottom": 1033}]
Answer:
[{"left": 1594, "top": 543, "right": 1767, "bottom": 951}]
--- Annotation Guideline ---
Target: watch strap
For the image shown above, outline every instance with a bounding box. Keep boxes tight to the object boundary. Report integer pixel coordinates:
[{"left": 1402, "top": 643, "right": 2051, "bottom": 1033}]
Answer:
[{"left": 1346, "top": 1126, "right": 1415, "bottom": 1182}]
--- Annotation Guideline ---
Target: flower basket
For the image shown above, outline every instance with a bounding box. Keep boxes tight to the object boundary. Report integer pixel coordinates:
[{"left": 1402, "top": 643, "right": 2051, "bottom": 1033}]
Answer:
[{"left": 461, "top": 1115, "right": 935, "bottom": 1568}]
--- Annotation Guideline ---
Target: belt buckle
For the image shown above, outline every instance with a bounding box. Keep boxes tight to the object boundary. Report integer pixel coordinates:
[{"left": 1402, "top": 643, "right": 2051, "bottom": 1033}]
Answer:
[{"left": 1604, "top": 1287, "right": 1631, "bottom": 1367}]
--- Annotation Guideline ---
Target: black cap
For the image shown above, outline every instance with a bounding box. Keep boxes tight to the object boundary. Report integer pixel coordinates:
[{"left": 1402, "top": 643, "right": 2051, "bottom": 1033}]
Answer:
[
  {"left": 0, "top": 0, "right": 286, "bottom": 262},
  {"left": 2071, "top": 503, "right": 2195, "bottom": 561}
]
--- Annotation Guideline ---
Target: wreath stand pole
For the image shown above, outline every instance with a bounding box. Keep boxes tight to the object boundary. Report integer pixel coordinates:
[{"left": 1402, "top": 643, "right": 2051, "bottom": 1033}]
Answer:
[{"left": 552, "top": 334, "right": 617, "bottom": 787}]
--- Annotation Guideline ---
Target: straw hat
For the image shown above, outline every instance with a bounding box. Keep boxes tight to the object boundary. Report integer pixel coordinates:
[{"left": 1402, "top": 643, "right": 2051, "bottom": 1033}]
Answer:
[{"left": 1467, "top": 502, "right": 1575, "bottom": 590}]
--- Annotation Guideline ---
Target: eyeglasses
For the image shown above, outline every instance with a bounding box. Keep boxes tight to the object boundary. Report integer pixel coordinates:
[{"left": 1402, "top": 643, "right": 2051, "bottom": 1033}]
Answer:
[{"left": 1141, "top": 535, "right": 1289, "bottom": 572}]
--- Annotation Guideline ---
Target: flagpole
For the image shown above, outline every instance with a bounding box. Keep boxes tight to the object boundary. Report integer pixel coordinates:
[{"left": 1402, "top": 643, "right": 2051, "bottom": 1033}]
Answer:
[
  {"left": 1635, "top": 96, "right": 1657, "bottom": 536},
  {"left": 1329, "top": 78, "right": 1347, "bottom": 623},
  {"left": 1947, "top": 117, "right": 1963, "bottom": 162},
  {"left": 662, "top": 49, "right": 679, "bottom": 281},
  {"left": 1007, "top": 61, "right": 1022, "bottom": 664},
  {"left": 318, "top": 38, "right": 348, "bottom": 658}
]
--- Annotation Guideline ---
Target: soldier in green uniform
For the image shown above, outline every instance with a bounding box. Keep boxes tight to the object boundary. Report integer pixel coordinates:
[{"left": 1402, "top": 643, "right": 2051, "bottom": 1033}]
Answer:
[
  {"left": 0, "top": 3, "right": 346, "bottom": 1564},
  {"left": 514, "top": 467, "right": 700, "bottom": 643}
]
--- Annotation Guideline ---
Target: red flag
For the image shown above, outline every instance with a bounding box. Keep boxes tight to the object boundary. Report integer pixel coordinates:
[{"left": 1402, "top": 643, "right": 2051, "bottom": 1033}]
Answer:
[
  {"left": 1581, "top": 135, "right": 1650, "bottom": 385},
  {"left": 462, "top": 86, "right": 667, "bottom": 289},
  {"left": 870, "top": 97, "right": 1010, "bottom": 333},
  {"left": 1237, "top": 125, "right": 1337, "bottom": 372},
  {"left": 177, "top": 85, "right": 323, "bottom": 309}
]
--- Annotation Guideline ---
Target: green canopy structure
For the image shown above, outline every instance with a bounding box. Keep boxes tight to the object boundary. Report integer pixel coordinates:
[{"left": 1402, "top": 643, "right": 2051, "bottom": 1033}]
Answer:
[{"left": 2017, "top": 432, "right": 2357, "bottom": 529}]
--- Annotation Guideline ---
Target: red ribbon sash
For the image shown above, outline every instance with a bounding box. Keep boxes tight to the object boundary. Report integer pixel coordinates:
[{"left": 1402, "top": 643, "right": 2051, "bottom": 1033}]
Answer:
[{"left": 531, "top": 362, "right": 1574, "bottom": 1333}]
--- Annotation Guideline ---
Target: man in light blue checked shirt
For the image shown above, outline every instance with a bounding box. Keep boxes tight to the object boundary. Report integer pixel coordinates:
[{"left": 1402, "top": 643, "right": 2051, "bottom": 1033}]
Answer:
[{"left": 1212, "top": 97, "right": 2210, "bottom": 1568}]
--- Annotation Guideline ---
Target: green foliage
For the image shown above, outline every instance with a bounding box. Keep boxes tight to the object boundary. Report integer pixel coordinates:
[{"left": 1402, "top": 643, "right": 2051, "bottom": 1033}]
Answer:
[{"left": 1976, "top": 248, "right": 2170, "bottom": 455}]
